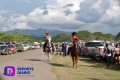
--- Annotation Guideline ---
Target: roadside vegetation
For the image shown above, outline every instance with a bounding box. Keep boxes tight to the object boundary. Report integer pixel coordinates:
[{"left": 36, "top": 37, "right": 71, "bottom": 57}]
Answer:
[
  {"left": 52, "top": 30, "right": 120, "bottom": 42},
  {"left": 52, "top": 55, "right": 120, "bottom": 80},
  {"left": 0, "top": 32, "right": 42, "bottom": 43}
]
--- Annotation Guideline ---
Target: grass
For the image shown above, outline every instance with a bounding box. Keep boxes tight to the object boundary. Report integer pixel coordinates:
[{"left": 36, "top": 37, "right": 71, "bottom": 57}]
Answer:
[{"left": 52, "top": 55, "right": 120, "bottom": 80}]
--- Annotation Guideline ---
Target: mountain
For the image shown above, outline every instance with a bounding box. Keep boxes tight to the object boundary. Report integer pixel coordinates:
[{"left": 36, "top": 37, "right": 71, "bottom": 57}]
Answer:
[{"left": 6, "top": 28, "right": 71, "bottom": 39}]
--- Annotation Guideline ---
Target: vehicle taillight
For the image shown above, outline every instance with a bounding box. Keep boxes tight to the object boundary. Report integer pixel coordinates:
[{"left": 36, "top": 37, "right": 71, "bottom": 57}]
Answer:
[
  {"left": 85, "top": 48, "right": 88, "bottom": 53},
  {"left": 98, "top": 48, "right": 102, "bottom": 52}
]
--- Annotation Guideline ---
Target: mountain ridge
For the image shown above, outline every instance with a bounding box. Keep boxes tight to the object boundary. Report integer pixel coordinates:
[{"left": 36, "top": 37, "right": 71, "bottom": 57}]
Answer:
[{"left": 5, "top": 28, "right": 71, "bottom": 39}]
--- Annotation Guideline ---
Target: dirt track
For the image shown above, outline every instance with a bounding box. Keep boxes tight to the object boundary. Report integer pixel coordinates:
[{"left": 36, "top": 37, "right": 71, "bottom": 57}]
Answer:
[{"left": 0, "top": 49, "right": 56, "bottom": 80}]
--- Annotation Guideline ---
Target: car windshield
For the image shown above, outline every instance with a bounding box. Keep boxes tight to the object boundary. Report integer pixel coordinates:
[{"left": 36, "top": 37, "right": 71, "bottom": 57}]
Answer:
[
  {"left": 85, "top": 42, "right": 104, "bottom": 47},
  {"left": 0, "top": 46, "right": 7, "bottom": 50},
  {"left": 16, "top": 44, "right": 21, "bottom": 47},
  {"left": 8, "top": 45, "right": 13, "bottom": 48}
]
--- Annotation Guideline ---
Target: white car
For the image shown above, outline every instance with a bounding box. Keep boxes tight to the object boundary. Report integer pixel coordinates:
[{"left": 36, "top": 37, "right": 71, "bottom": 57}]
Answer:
[
  {"left": 24, "top": 44, "right": 30, "bottom": 50},
  {"left": 34, "top": 44, "right": 40, "bottom": 49},
  {"left": 23, "top": 44, "right": 28, "bottom": 51}
]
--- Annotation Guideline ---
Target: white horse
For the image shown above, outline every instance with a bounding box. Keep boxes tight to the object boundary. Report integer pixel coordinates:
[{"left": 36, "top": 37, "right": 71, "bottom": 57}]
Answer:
[{"left": 45, "top": 38, "right": 53, "bottom": 62}]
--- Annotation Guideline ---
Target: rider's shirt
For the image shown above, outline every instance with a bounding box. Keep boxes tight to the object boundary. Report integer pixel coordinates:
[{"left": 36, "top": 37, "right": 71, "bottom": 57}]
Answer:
[
  {"left": 45, "top": 35, "right": 51, "bottom": 43},
  {"left": 72, "top": 36, "right": 79, "bottom": 42}
]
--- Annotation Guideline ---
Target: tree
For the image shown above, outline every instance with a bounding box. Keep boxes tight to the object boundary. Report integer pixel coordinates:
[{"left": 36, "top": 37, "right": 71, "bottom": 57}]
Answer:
[
  {"left": 115, "top": 32, "right": 120, "bottom": 41},
  {"left": 52, "top": 33, "right": 70, "bottom": 42},
  {"left": 0, "top": 32, "right": 38, "bottom": 43},
  {"left": 0, "top": 32, "right": 6, "bottom": 41},
  {"left": 77, "top": 30, "right": 94, "bottom": 41}
]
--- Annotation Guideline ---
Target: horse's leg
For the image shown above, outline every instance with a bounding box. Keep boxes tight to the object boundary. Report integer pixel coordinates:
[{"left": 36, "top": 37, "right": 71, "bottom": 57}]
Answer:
[
  {"left": 71, "top": 56, "right": 75, "bottom": 68},
  {"left": 75, "top": 55, "right": 78, "bottom": 69},
  {"left": 118, "top": 56, "right": 120, "bottom": 68},
  {"left": 45, "top": 52, "right": 48, "bottom": 61},
  {"left": 49, "top": 51, "right": 52, "bottom": 62}
]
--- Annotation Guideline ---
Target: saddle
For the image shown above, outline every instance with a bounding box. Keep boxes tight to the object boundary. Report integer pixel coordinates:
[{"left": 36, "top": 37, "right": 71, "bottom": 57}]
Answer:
[{"left": 46, "top": 42, "right": 55, "bottom": 51}]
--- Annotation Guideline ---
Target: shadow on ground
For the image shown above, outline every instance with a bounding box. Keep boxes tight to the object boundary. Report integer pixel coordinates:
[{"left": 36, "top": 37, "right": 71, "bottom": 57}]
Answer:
[
  {"left": 78, "top": 56, "right": 120, "bottom": 71},
  {"left": 51, "top": 63, "right": 66, "bottom": 67},
  {"left": 50, "top": 63, "right": 71, "bottom": 68},
  {"left": 87, "top": 78, "right": 101, "bottom": 80},
  {"left": 24, "top": 59, "right": 44, "bottom": 62}
]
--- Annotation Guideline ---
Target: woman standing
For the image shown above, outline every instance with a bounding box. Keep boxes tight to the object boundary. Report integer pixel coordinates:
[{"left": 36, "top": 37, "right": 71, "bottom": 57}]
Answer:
[{"left": 114, "top": 44, "right": 120, "bottom": 67}]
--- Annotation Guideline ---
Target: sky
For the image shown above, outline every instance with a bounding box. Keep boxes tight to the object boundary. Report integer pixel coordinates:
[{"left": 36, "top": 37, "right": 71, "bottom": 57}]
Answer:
[{"left": 0, "top": 0, "right": 120, "bottom": 35}]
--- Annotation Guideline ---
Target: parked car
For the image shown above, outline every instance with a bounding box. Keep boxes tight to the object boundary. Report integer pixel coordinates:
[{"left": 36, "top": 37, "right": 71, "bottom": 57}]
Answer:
[
  {"left": 22, "top": 44, "right": 28, "bottom": 51},
  {"left": 8, "top": 44, "right": 17, "bottom": 54},
  {"left": 0, "top": 42, "right": 6, "bottom": 45},
  {"left": 34, "top": 44, "right": 40, "bottom": 49},
  {"left": 15, "top": 43, "right": 24, "bottom": 52},
  {"left": 83, "top": 40, "right": 105, "bottom": 57},
  {"left": 23, "top": 44, "right": 30, "bottom": 50},
  {"left": 94, "top": 42, "right": 115, "bottom": 60},
  {"left": 0, "top": 45, "right": 12, "bottom": 55}
]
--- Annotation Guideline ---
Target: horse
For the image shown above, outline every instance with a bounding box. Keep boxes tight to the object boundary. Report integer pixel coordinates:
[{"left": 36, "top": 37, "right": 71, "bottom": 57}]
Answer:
[
  {"left": 69, "top": 42, "right": 80, "bottom": 68},
  {"left": 45, "top": 40, "right": 53, "bottom": 62}
]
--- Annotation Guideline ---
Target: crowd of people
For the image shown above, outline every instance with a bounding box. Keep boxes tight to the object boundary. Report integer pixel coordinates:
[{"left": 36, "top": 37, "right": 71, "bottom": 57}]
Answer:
[{"left": 43, "top": 31, "right": 120, "bottom": 69}]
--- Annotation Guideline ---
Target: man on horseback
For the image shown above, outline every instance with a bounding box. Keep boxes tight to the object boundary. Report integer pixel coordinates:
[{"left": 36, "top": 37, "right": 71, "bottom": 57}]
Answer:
[{"left": 43, "top": 31, "right": 52, "bottom": 52}]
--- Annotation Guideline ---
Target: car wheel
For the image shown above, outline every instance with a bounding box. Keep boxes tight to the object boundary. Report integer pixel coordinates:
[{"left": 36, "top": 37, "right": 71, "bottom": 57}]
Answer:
[
  {"left": 9, "top": 51, "right": 12, "bottom": 54},
  {"left": 6, "top": 52, "right": 9, "bottom": 55},
  {"left": 22, "top": 50, "right": 24, "bottom": 52}
]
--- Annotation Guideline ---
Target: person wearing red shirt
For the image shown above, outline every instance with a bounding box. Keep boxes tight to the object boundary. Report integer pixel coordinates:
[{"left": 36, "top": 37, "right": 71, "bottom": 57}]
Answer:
[{"left": 71, "top": 32, "right": 80, "bottom": 47}]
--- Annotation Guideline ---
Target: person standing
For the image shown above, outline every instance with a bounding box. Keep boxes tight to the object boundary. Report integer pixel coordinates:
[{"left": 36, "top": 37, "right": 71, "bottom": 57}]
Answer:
[
  {"left": 114, "top": 44, "right": 120, "bottom": 66},
  {"left": 104, "top": 43, "right": 112, "bottom": 69}
]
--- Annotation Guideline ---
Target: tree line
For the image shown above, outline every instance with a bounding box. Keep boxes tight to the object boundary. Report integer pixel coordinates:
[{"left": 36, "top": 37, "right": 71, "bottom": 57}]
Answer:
[
  {"left": 0, "top": 30, "right": 120, "bottom": 43},
  {"left": 52, "top": 30, "right": 120, "bottom": 42},
  {"left": 0, "top": 32, "right": 41, "bottom": 43}
]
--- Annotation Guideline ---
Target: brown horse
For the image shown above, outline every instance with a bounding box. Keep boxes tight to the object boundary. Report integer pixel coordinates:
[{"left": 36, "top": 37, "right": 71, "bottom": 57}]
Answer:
[{"left": 70, "top": 42, "right": 80, "bottom": 68}]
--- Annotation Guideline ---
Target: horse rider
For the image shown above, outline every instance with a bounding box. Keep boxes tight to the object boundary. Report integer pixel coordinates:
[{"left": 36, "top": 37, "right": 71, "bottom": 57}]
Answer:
[
  {"left": 71, "top": 32, "right": 80, "bottom": 48},
  {"left": 43, "top": 31, "right": 52, "bottom": 52}
]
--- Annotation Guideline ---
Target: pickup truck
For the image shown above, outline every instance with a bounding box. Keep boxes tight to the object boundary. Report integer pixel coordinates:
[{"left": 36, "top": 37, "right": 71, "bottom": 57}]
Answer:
[
  {"left": 83, "top": 40, "right": 115, "bottom": 60},
  {"left": 84, "top": 41, "right": 105, "bottom": 59},
  {"left": 83, "top": 41, "right": 102, "bottom": 56},
  {"left": 94, "top": 42, "right": 115, "bottom": 60}
]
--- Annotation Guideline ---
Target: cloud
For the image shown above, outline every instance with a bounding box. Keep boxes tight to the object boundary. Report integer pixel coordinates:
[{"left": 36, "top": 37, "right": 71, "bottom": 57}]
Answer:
[
  {"left": 1, "top": 15, "right": 31, "bottom": 31},
  {"left": 0, "top": 0, "right": 120, "bottom": 35},
  {"left": 75, "top": 0, "right": 110, "bottom": 23},
  {"left": 99, "top": 0, "right": 120, "bottom": 27},
  {"left": 64, "top": 4, "right": 74, "bottom": 8},
  {"left": 25, "top": 0, "right": 32, "bottom": 3},
  {"left": 26, "top": 7, "right": 77, "bottom": 24},
  {"left": 0, "top": 14, "right": 6, "bottom": 22}
]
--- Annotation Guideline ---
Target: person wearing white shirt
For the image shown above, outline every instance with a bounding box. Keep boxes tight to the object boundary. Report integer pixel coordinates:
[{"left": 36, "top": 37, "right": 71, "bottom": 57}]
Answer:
[{"left": 104, "top": 43, "right": 112, "bottom": 69}]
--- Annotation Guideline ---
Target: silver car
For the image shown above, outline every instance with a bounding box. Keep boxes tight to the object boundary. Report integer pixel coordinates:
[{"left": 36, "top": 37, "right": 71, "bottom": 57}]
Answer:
[
  {"left": 15, "top": 43, "right": 24, "bottom": 52},
  {"left": 0, "top": 45, "right": 12, "bottom": 55}
]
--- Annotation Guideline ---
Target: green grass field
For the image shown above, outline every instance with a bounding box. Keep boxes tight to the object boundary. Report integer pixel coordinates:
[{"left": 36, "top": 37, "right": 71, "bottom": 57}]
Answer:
[{"left": 52, "top": 55, "right": 120, "bottom": 80}]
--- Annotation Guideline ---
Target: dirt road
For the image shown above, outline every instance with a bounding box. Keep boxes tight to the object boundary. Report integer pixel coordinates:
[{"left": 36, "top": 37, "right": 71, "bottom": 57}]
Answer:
[{"left": 0, "top": 49, "right": 56, "bottom": 80}]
